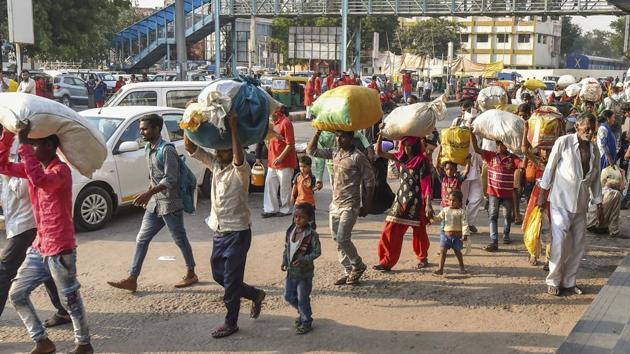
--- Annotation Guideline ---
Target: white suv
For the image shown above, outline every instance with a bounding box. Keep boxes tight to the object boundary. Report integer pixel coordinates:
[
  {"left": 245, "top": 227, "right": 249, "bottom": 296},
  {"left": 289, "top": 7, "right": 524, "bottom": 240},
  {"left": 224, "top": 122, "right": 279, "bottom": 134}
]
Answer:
[{"left": 76, "top": 106, "right": 210, "bottom": 231}]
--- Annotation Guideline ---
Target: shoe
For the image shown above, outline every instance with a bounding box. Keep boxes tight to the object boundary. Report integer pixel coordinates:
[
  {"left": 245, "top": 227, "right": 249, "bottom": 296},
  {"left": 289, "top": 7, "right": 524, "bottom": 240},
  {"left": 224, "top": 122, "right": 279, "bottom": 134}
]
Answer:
[
  {"left": 43, "top": 313, "right": 72, "bottom": 328},
  {"left": 568, "top": 286, "right": 584, "bottom": 295},
  {"left": 468, "top": 225, "right": 478, "bottom": 233},
  {"left": 250, "top": 290, "right": 266, "bottom": 319},
  {"left": 484, "top": 243, "right": 499, "bottom": 252},
  {"left": 346, "top": 264, "right": 367, "bottom": 285},
  {"left": 261, "top": 212, "right": 278, "bottom": 218},
  {"left": 543, "top": 262, "right": 549, "bottom": 271},
  {"left": 68, "top": 343, "right": 94, "bottom": 354},
  {"left": 334, "top": 275, "right": 348, "bottom": 286},
  {"left": 296, "top": 324, "right": 312, "bottom": 335},
  {"left": 416, "top": 259, "right": 429, "bottom": 269},
  {"left": 107, "top": 275, "right": 138, "bottom": 292},
  {"left": 548, "top": 285, "right": 561, "bottom": 296},
  {"left": 277, "top": 212, "right": 293, "bottom": 217},
  {"left": 502, "top": 236, "right": 512, "bottom": 245},
  {"left": 174, "top": 274, "right": 198, "bottom": 288},
  {"left": 30, "top": 338, "right": 55, "bottom": 354},
  {"left": 372, "top": 264, "right": 391, "bottom": 272},
  {"left": 211, "top": 324, "right": 239, "bottom": 338}
]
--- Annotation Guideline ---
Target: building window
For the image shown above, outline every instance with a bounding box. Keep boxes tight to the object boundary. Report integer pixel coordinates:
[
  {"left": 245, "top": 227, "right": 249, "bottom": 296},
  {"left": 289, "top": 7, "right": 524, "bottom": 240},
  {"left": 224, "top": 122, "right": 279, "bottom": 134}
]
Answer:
[
  {"left": 542, "top": 35, "right": 547, "bottom": 44},
  {"left": 518, "top": 34, "right": 531, "bottom": 43},
  {"left": 460, "top": 34, "right": 469, "bottom": 43},
  {"left": 477, "top": 34, "right": 489, "bottom": 43},
  {"left": 497, "top": 34, "right": 509, "bottom": 43}
]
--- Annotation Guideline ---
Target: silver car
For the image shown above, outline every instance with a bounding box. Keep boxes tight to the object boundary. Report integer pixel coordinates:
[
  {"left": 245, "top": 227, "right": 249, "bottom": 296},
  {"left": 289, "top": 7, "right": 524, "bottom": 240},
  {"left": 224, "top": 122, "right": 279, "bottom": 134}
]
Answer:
[{"left": 53, "top": 74, "right": 88, "bottom": 107}]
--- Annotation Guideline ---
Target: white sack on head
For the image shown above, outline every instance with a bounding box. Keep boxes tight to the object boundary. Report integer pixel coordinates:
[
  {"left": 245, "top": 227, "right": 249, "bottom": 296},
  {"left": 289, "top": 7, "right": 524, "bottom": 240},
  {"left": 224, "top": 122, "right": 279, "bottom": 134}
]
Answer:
[
  {"left": 380, "top": 95, "right": 447, "bottom": 140},
  {"left": 471, "top": 109, "right": 524, "bottom": 153}
]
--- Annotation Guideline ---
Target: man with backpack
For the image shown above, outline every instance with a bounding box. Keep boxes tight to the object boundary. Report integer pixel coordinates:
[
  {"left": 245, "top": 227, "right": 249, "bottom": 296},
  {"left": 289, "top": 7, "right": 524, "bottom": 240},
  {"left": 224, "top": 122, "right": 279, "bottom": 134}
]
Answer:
[{"left": 108, "top": 114, "right": 198, "bottom": 292}]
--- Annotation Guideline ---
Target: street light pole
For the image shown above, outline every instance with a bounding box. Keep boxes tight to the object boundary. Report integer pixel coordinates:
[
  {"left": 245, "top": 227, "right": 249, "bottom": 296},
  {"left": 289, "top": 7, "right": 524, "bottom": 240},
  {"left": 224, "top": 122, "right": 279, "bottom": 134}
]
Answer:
[{"left": 175, "top": 0, "right": 187, "bottom": 80}]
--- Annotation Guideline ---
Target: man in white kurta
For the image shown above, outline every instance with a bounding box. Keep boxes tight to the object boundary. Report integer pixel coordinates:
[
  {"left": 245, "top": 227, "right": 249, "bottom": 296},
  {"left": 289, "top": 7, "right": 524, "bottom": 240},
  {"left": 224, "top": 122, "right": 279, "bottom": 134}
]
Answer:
[{"left": 538, "top": 114, "right": 603, "bottom": 295}]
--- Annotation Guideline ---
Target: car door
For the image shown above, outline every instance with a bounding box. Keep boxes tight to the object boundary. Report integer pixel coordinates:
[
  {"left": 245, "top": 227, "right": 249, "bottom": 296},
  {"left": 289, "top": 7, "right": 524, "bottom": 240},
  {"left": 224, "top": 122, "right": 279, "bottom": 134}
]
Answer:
[
  {"left": 112, "top": 118, "right": 149, "bottom": 205},
  {"left": 72, "top": 77, "right": 88, "bottom": 101}
]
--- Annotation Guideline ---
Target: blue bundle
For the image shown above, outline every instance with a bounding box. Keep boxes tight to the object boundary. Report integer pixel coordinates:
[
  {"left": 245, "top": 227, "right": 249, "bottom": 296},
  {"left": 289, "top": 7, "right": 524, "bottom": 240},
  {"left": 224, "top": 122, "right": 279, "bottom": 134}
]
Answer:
[{"left": 185, "top": 79, "right": 269, "bottom": 150}]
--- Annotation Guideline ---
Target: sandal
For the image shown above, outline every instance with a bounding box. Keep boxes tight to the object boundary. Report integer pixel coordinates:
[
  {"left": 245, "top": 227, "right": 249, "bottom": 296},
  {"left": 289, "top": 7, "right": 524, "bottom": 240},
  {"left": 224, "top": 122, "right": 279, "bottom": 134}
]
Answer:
[
  {"left": 250, "top": 290, "right": 266, "bottom": 319},
  {"left": 211, "top": 325, "right": 239, "bottom": 338},
  {"left": 484, "top": 243, "right": 498, "bottom": 252},
  {"left": 547, "top": 285, "right": 561, "bottom": 296},
  {"left": 44, "top": 313, "right": 72, "bottom": 328},
  {"left": 568, "top": 286, "right": 584, "bottom": 295},
  {"left": 296, "top": 324, "right": 312, "bottom": 335},
  {"left": 529, "top": 257, "right": 538, "bottom": 266},
  {"left": 416, "top": 259, "right": 429, "bottom": 269}
]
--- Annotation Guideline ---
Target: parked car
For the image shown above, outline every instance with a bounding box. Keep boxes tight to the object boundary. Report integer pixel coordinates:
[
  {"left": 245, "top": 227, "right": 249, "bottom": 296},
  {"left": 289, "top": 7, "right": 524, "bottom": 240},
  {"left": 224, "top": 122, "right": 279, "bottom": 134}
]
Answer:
[
  {"left": 104, "top": 81, "right": 209, "bottom": 109},
  {"left": 543, "top": 80, "right": 557, "bottom": 98},
  {"left": 52, "top": 74, "right": 88, "bottom": 107},
  {"left": 76, "top": 106, "right": 210, "bottom": 231}
]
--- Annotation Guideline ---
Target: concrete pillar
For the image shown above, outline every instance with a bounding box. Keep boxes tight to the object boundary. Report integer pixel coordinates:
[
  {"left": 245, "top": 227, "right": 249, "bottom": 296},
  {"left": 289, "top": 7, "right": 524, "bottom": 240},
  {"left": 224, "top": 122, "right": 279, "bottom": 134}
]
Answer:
[
  {"left": 175, "top": 0, "right": 187, "bottom": 80},
  {"left": 354, "top": 20, "right": 361, "bottom": 75},
  {"left": 341, "top": 0, "right": 348, "bottom": 73},
  {"left": 214, "top": 0, "right": 221, "bottom": 77}
]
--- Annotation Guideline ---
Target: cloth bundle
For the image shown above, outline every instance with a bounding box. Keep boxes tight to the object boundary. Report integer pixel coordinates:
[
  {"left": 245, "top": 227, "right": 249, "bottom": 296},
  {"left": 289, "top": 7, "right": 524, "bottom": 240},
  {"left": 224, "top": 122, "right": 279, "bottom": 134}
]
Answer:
[
  {"left": 182, "top": 78, "right": 277, "bottom": 150},
  {"left": 380, "top": 95, "right": 447, "bottom": 140},
  {"left": 476, "top": 86, "right": 508, "bottom": 112},
  {"left": 579, "top": 78, "right": 602, "bottom": 102},
  {"left": 440, "top": 126, "right": 471, "bottom": 165},
  {"left": 527, "top": 106, "right": 563, "bottom": 148},
  {"left": 0, "top": 93, "right": 107, "bottom": 178},
  {"left": 556, "top": 75, "right": 577, "bottom": 90},
  {"left": 311, "top": 85, "right": 383, "bottom": 132},
  {"left": 472, "top": 109, "right": 524, "bottom": 153},
  {"left": 565, "top": 83, "right": 582, "bottom": 98},
  {"left": 523, "top": 79, "right": 546, "bottom": 91}
]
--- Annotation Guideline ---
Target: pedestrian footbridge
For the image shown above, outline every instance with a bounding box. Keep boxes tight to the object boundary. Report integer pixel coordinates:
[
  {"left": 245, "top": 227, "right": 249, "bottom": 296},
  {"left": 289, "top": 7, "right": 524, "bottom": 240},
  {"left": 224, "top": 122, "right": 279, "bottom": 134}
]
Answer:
[{"left": 113, "top": 0, "right": 626, "bottom": 70}]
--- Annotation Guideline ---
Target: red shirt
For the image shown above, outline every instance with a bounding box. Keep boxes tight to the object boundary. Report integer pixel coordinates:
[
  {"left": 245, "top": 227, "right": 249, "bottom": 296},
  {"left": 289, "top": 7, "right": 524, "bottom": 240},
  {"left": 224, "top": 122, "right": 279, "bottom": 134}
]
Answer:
[
  {"left": 115, "top": 80, "right": 125, "bottom": 92},
  {"left": 268, "top": 115, "right": 297, "bottom": 170},
  {"left": 440, "top": 172, "right": 464, "bottom": 207},
  {"left": 368, "top": 81, "right": 378, "bottom": 90},
  {"left": 314, "top": 77, "right": 322, "bottom": 96},
  {"left": 0, "top": 133, "right": 75, "bottom": 256},
  {"left": 402, "top": 75, "right": 412, "bottom": 93},
  {"left": 481, "top": 151, "right": 521, "bottom": 198},
  {"left": 326, "top": 75, "right": 334, "bottom": 90}
]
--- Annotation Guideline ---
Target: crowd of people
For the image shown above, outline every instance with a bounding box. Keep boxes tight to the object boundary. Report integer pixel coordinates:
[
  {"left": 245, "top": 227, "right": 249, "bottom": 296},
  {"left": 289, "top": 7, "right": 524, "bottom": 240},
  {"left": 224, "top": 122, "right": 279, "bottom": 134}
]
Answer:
[{"left": 0, "top": 70, "right": 628, "bottom": 353}]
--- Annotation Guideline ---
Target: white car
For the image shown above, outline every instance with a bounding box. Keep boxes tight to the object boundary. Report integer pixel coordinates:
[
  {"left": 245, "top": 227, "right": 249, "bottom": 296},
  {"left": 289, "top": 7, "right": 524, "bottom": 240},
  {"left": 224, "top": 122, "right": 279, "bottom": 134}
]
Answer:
[{"left": 75, "top": 106, "right": 211, "bottom": 231}]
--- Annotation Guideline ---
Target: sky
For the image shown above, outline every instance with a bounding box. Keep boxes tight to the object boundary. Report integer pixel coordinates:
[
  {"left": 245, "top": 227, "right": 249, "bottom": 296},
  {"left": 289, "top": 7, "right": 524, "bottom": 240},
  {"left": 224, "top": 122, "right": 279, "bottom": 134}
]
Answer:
[{"left": 134, "top": 0, "right": 617, "bottom": 33}]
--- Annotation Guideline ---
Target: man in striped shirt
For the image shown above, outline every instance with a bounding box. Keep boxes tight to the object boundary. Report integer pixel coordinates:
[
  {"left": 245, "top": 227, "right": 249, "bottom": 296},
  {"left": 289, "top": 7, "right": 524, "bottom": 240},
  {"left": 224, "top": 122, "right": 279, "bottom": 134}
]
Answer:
[{"left": 471, "top": 134, "right": 522, "bottom": 252}]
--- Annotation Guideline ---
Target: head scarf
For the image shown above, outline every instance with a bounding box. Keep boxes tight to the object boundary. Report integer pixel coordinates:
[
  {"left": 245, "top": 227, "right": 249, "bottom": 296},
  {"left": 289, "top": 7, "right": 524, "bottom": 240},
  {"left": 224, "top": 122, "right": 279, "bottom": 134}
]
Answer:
[{"left": 394, "top": 136, "right": 426, "bottom": 169}]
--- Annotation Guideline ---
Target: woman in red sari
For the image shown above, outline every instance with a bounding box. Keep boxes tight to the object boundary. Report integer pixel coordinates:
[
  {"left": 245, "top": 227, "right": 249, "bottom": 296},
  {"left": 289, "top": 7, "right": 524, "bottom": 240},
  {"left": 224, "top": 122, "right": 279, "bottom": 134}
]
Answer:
[{"left": 373, "top": 135, "right": 434, "bottom": 271}]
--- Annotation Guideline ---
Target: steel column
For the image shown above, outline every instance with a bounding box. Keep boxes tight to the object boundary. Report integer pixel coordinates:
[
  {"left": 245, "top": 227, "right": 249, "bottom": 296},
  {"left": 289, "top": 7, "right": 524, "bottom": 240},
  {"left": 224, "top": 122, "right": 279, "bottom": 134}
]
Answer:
[
  {"left": 176, "top": 0, "right": 188, "bottom": 80},
  {"left": 341, "top": 0, "right": 348, "bottom": 73},
  {"left": 231, "top": 18, "right": 237, "bottom": 76},
  {"left": 354, "top": 20, "right": 361, "bottom": 75},
  {"left": 214, "top": 0, "right": 221, "bottom": 77}
]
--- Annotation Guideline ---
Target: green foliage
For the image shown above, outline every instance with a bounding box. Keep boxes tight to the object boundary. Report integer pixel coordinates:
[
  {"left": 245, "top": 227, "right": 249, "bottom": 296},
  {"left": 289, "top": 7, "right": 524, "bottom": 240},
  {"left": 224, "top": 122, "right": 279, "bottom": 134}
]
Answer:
[
  {"left": 560, "top": 16, "right": 628, "bottom": 61},
  {"left": 397, "top": 18, "right": 462, "bottom": 57},
  {"left": 560, "top": 16, "right": 583, "bottom": 58},
  {"left": 0, "top": 0, "right": 132, "bottom": 64}
]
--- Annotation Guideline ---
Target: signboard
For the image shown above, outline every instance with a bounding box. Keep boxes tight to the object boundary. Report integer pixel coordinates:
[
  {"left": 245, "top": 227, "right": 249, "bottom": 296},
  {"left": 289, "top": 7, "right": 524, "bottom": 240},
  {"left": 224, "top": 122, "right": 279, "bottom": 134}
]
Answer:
[
  {"left": 288, "top": 27, "right": 342, "bottom": 60},
  {"left": 7, "top": 0, "right": 35, "bottom": 44}
]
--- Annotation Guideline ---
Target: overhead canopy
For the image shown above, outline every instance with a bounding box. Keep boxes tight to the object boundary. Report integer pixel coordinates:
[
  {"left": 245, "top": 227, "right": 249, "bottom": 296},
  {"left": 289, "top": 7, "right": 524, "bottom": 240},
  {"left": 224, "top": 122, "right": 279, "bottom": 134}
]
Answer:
[
  {"left": 451, "top": 57, "right": 504, "bottom": 78},
  {"left": 398, "top": 53, "right": 427, "bottom": 72}
]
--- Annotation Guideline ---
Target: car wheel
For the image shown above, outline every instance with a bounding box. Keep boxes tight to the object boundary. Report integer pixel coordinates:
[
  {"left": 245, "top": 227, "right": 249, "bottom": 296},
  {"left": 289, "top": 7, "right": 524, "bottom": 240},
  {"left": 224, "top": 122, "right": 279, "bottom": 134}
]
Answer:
[
  {"left": 62, "top": 95, "right": 72, "bottom": 107},
  {"left": 74, "top": 186, "right": 113, "bottom": 231},
  {"left": 199, "top": 169, "right": 212, "bottom": 198}
]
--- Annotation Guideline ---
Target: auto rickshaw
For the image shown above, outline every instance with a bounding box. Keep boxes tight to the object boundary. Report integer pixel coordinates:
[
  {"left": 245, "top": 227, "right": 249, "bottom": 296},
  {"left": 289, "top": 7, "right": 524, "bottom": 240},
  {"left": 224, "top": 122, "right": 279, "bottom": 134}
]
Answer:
[{"left": 270, "top": 76, "right": 308, "bottom": 109}]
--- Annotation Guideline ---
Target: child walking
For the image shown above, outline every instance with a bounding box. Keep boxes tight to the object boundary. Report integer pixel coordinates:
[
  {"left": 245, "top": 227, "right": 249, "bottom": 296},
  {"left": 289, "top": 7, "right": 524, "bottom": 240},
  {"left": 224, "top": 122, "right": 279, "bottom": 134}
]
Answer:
[
  {"left": 292, "top": 155, "right": 317, "bottom": 209},
  {"left": 282, "top": 203, "right": 321, "bottom": 334},
  {"left": 432, "top": 191, "right": 469, "bottom": 276}
]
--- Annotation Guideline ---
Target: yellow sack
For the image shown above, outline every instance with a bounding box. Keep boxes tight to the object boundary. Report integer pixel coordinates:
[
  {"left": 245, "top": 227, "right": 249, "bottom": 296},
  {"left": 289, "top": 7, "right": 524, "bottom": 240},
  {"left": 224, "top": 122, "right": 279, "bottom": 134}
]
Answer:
[
  {"left": 523, "top": 79, "right": 546, "bottom": 91},
  {"left": 440, "top": 126, "right": 471, "bottom": 165},
  {"left": 311, "top": 85, "right": 383, "bottom": 132},
  {"left": 495, "top": 103, "right": 519, "bottom": 114},
  {"left": 8, "top": 80, "right": 18, "bottom": 92},
  {"left": 523, "top": 206, "right": 543, "bottom": 257},
  {"left": 527, "top": 106, "right": 563, "bottom": 148}
]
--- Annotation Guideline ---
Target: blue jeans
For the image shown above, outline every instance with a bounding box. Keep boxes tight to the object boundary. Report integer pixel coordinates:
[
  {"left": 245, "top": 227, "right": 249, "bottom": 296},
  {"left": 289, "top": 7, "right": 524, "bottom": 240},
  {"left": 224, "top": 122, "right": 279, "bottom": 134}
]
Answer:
[
  {"left": 9, "top": 247, "right": 90, "bottom": 344},
  {"left": 211, "top": 228, "right": 262, "bottom": 327},
  {"left": 488, "top": 195, "right": 513, "bottom": 242},
  {"left": 284, "top": 277, "right": 313, "bottom": 326},
  {"left": 130, "top": 209, "right": 196, "bottom": 277}
]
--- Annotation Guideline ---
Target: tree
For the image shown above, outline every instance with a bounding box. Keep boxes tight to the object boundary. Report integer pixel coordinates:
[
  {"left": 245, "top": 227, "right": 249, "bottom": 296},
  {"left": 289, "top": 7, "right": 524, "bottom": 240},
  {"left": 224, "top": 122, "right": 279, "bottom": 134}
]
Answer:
[
  {"left": 397, "top": 18, "right": 463, "bottom": 57},
  {"left": 610, "top": 16, "right": 628, "bottom": 59},
  {"left": 582, "top": 30, "right": 614, "bottom": 58},
  {"left": 0, "top": 0, "right": 132, "bottom": 64},
  {"left": 560, "top": 16, "right": 583, "bottom": 57}
]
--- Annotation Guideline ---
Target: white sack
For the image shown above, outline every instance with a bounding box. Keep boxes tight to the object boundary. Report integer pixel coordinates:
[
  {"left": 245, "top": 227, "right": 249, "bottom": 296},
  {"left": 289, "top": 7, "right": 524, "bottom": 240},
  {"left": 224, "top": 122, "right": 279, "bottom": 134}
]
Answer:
[
  {"left": 471, "top": 109, "right": 524, "bottom": 153},
  {"left": 565, "top": 83, "right": 582, "bottom": 98},
  {"left": 381, "top": 95, "right": 447, "bottom": 140},
  {"left": 477, "top": 86, "right": 508, "bottom": 112},
  {"left": 579, "top": 78, "right": 602, "bottom": 102},
  {"left": 0, "top": 93, "right": 107, "bottom": 178},
  {"left": 557, "top": 75, "right": 577, "bottom": 90}
]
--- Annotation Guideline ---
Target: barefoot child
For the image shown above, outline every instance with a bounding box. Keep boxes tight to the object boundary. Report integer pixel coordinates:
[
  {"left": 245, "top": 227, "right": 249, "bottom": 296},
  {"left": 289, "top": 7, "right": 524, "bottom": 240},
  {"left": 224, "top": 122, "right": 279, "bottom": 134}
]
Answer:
[
  {"left": 432, "top": 191, "right": 469, "bottom": 276},
  {"left": 282, "top": 203, "right": 321, "bottom": 334}
]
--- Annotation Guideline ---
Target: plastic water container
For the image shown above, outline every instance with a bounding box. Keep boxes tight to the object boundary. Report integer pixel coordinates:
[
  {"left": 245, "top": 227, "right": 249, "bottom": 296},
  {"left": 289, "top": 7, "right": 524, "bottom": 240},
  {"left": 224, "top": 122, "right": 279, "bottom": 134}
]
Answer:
[{"left": 251, "top": 162, "right": 265, "bottom": 187}]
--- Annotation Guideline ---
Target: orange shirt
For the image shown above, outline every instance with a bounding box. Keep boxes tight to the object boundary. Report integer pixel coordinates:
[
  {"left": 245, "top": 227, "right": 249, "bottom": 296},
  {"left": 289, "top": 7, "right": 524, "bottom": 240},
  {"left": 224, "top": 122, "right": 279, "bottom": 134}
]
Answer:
[{"left": 294, "top": 173, "right": 316, "bottom": 207}]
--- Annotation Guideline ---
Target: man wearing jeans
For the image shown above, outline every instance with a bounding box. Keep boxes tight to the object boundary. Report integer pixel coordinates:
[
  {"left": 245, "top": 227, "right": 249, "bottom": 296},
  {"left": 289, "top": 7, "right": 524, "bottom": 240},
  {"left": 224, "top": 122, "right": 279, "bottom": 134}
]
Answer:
[
  {"left": 308, "top": 130, "right": 375, "bottom": 285},
  {"left": 0, "top": 137, "right": 70, "bottom": 328},
  {"left": 108, "top": 114, "right": 197, "bottom": 292},
  {"left": 1, "top": 123, "right": 92, "bottom": 354},
  {"left": 471, "top": 134, "right": 521, "bottom": 252},
  {"left": 185, "top": 111, "right": 266, "bottom": 338}
]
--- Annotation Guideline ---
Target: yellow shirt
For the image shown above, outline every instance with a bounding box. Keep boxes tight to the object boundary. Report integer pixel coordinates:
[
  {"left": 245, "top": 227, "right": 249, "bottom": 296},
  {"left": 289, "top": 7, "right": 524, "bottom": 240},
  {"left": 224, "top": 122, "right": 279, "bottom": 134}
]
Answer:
[{"left": 433, "top": 207, "right": 469, "bottom": 235}]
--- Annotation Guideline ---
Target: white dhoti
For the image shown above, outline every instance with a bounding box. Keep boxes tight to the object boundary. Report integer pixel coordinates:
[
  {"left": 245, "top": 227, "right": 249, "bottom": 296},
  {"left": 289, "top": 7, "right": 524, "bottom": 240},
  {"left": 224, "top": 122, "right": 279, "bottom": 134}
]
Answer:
[
  {"left": 546, "top": 205, "right": 587, "bottom": 288},
  {"left": 461, "top": 178, "right": 483, "bottom": 226}
]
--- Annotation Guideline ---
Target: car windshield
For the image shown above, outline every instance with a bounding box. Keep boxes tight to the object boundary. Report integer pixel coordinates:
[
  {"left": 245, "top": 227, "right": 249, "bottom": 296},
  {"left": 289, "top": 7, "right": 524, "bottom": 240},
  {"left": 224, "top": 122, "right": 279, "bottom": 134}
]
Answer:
[
  {"left": 100, "top": 74, "right": 115, "bottom": 81},
  {"left": 545, "top": 82, "right": 555, "bottom": 91},
  {"left": 85, "top": 116, "right": 124, "bottom": 141}
]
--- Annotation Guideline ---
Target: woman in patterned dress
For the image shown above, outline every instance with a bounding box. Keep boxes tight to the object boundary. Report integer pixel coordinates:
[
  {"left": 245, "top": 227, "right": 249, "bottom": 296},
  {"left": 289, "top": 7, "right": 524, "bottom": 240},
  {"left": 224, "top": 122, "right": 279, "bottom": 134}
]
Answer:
[{"left": 373, "top": 135, "right": 434, "bottom": 271}]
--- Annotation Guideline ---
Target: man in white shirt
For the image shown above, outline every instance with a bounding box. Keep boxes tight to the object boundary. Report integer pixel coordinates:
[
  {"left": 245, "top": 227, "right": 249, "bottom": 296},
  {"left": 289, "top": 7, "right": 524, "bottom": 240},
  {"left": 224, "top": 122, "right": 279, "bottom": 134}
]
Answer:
[
  {"left": 0, "top": 140, "right": 70, "bottom": 326},
  {"left": 416, "top": 78, "right": 424, "bottom": 97},
  {"left": 17, "top": 70, "right": 36, "bottom": 94},
  {"left": 423, "top": 80, "right": 433, "bottom": 101},
  {"left": 184, "top": 111, "right": 266, "bottom": 339},
  {"left": 0, "top": 72, "right": 10, "bottom": 93},
  {"left": 538, "top": 113, "right": 603, "bottom": 296}
]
